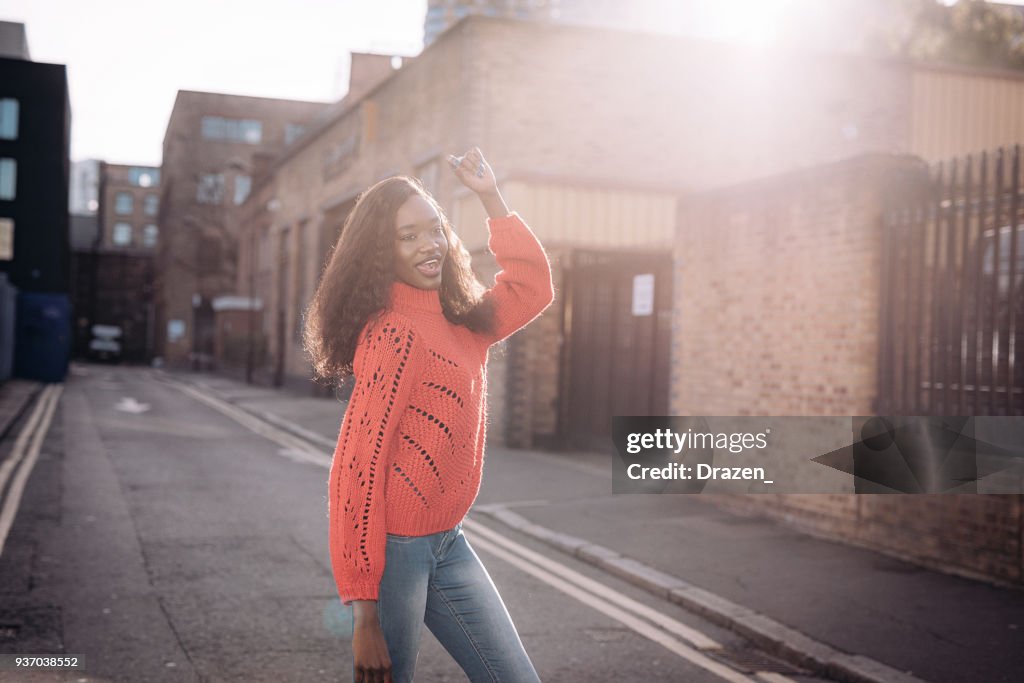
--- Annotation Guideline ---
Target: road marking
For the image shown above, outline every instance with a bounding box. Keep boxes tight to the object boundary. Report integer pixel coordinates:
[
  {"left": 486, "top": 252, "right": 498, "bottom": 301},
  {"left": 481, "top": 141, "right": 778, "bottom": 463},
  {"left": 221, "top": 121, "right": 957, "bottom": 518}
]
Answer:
[
  {"left": 0, "top": 384, "right": 63, "bottom": 560},
  {"left": 115, "top": 396, "right": 151, "bottom": 414},
  {"left": 164, "top": 379, "right": 331, "bottom": 467},
  {"left": 466, "top": 526, "right": 759, "bottom": 683},
  {"left": 166, "top": 378, "right": 796, "bottom": 682},
  {"left": 466, "top": 517, "right": 722, "bottom": 650}
]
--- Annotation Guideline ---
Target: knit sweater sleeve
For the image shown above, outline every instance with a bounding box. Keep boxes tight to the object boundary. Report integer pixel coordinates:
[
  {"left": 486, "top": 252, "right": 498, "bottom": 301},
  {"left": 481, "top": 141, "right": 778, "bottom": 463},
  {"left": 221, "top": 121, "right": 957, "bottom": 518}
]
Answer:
[
  {"left": 477, "top": 211, "right": 555, "bottom": 346},
  {"left": 328, "top": 312, "right": 423, "bottom": 605}
]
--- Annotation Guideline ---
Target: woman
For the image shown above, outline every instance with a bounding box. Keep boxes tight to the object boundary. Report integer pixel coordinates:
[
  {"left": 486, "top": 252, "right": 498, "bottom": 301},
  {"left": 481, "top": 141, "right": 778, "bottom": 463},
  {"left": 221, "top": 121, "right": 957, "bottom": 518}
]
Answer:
[{"left": 304, "top": 147, "right": 553, "bottom": 683}]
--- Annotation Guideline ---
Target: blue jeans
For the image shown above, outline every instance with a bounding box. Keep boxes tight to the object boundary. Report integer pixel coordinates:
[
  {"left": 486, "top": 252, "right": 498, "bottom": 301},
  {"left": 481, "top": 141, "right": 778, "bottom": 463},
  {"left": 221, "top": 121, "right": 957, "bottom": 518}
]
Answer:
[{"left": 352, "top": 520, "right": 541, "bottom": 683}]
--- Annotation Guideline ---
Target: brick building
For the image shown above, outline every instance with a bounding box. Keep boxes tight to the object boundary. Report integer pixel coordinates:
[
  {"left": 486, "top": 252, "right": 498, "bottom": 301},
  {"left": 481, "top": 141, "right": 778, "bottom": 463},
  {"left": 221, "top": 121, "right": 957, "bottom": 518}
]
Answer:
[
  {"left": 230, "top": 16, "right": 1024, "bottom": 450},
  {"left": 154, "top": 90, "right": 330, "bottom": 369}
]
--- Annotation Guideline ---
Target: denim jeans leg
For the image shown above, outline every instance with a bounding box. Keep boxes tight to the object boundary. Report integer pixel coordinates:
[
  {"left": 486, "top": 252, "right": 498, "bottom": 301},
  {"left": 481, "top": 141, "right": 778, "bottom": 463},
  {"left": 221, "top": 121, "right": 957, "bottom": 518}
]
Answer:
[
  {"left": 371, "top": 533, "right": 434, "bottom": 683},
  {"left": 424, "top": 529, "right": 541, "bottom": 682}
]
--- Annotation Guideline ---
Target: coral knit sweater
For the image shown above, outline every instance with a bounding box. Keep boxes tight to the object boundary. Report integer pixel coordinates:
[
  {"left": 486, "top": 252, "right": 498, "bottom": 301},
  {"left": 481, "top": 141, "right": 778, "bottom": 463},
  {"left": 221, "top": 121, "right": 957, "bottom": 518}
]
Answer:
[{"left": 329, "top": 211, "right": 554, "bottom": 605}]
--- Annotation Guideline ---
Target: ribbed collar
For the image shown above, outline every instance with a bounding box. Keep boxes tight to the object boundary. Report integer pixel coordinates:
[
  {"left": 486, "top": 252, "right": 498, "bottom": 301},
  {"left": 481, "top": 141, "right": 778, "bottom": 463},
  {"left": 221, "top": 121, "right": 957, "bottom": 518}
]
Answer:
[{"left": 389, "top": 279, "right": 444, "bottom": 315}]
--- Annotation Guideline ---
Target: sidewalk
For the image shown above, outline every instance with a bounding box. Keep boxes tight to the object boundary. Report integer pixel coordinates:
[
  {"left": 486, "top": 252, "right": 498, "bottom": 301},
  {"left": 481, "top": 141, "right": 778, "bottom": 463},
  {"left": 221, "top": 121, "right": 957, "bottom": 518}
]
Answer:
[{"left": 160, "top": 368, "right": 1024, "bottom": 683}]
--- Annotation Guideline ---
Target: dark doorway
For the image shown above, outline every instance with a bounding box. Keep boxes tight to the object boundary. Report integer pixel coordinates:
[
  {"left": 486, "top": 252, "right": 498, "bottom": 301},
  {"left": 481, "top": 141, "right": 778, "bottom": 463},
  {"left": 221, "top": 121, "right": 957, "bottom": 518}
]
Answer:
[{"left": 558, "top": 249, "right": 673, "bottom": 449}]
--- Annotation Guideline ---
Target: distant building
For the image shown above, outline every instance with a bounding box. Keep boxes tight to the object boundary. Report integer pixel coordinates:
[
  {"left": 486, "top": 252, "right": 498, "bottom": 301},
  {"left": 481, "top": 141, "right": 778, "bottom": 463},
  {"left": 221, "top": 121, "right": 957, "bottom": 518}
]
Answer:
[
  {"left": 70, "top": 158, "right": 100, "bottom": 215},
  {"left": 98, "top": 163, "right": 161, "bottom": 251},
  {"left": 0, "top": 20, "right": 30, "bottom": 60},
  {"left": 68, "top": 162, "right": 163, "bottom": 362},
  {"left": 155, "top": 91, "right": 330, "bottom": 369},
  {"left": 0, "top": 21, "right": 72, "bottom": 382}
]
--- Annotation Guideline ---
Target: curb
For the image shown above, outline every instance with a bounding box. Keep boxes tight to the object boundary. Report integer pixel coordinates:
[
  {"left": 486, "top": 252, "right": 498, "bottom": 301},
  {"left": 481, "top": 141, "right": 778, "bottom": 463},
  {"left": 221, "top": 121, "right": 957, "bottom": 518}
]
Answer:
[{"left": 473, "top": 505, "right": 925, "bottom": 683}]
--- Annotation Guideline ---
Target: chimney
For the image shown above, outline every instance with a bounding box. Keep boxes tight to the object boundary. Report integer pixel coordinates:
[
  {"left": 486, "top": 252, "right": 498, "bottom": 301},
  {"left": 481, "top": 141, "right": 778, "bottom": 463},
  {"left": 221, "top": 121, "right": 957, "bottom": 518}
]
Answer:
[{"left": 346, "top": 52, "right": 405, "bottom": 102}]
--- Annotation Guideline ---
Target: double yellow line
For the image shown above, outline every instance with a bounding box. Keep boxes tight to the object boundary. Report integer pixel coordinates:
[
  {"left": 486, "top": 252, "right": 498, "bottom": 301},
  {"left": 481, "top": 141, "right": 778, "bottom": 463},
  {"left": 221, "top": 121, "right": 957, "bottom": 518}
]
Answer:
[{"left": 0, "top": 383, "right": 64, "bottom": 559}]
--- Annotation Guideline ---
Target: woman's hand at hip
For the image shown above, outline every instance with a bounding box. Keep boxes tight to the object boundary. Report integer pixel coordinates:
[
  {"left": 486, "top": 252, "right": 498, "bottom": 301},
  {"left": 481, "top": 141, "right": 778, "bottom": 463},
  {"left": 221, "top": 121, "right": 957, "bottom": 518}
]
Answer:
[{"left": 352, "top": 600, "right": 392, "bottom": 683}]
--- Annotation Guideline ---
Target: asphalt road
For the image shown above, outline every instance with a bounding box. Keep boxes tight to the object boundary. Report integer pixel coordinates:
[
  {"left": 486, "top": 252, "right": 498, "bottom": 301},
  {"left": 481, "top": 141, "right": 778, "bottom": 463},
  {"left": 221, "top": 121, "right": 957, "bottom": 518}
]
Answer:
[{"left": 0, "top": 364, "right": 831, "bottom": 682}]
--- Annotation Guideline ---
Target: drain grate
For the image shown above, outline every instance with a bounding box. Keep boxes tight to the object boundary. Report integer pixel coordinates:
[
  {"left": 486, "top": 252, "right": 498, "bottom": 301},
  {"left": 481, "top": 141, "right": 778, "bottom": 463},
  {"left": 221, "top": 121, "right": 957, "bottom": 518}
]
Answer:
[{"left": 708, "top": 645, "right": 809, "bottom": 675}]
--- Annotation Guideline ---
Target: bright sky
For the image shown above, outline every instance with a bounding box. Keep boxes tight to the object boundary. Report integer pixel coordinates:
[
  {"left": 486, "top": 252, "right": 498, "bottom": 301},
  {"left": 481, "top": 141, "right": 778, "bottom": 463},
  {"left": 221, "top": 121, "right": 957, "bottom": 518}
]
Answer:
[
  {"left": 2, "top": 0, "right": 1022, "bottom": 167},
  {"left": 0, "top": 0, "right": 428, "bottom": 165}
]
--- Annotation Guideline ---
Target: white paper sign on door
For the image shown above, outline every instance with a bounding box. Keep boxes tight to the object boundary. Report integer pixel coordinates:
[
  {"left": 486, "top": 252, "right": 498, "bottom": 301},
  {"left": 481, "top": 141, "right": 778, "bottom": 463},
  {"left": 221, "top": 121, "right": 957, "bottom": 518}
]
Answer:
[{"left": 632, "top": 273, "right": 654, "bottom": 316}]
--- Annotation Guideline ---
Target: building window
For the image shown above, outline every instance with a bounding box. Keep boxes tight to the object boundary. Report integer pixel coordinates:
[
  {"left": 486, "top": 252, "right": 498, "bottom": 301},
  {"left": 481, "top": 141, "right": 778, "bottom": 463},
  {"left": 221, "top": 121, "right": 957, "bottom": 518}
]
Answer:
[
  {"left": 285, "top": 123, "right": 306, "bottom": 145},
  {"left": 113, "top": 222, "right": 133, "bottom": 246},
  {"left": 144, "top": 194, "right": 159, "bottom": 215},
  {"left": 196, "top": 173, "right": 225, "bottom": 204},
  {"left": 234, "top": 175, "right": 252, "bottom": 205},
  {"left": 201, "top": 116, "right": 262, "bottom": 144},
  {"left": 0, "top": 158, "right": 15, "bottom": 200},
  {"left": 0, "top": 99, "right": 17, "bottom": 140},
  {"left": 129, "top": 167, "right": 160, "bottom": 187},
  {"left": 0, "top": 217, "right": 12, "bottom": 259},
  {"left": 115, "top": 192, "right": 133, "bottom": 214},
  {"left": 142, "top": 224, "right": 159, "bottom": 247}
]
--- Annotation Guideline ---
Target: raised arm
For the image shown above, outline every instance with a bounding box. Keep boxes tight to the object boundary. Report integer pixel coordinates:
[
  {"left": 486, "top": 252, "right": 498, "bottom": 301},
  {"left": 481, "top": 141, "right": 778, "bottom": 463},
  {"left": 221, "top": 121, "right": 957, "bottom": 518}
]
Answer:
[
  {"left": 479, "top": 210, "right": 555, "bottom": 345},
  {"left": 328, "top": 311, "right": 424, "bottom": 605},
  {"left": 447, "top": 147, "right": 555, "bottom": 346}
]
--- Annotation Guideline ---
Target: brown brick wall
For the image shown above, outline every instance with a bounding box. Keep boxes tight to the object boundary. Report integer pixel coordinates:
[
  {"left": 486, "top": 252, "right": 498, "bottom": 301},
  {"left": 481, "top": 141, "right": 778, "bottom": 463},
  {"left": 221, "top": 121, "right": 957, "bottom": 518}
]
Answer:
[{"left": 672, "top": 153, "right": 1023, "bottom": 584}]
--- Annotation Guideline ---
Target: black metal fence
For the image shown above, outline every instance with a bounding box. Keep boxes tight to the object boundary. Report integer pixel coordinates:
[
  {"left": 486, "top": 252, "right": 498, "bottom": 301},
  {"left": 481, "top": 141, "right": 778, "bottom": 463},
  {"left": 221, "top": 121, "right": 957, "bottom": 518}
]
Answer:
[{"left": 878, "top": 146, "right": 1023, "bottom": 415}]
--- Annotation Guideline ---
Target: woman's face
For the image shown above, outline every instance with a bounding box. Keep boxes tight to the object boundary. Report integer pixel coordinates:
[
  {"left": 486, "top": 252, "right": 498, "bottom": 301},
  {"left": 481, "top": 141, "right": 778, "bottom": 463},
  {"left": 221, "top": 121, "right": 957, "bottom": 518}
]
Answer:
[{"left": 393, "top": 193, "right": 448, "bottom": 291}]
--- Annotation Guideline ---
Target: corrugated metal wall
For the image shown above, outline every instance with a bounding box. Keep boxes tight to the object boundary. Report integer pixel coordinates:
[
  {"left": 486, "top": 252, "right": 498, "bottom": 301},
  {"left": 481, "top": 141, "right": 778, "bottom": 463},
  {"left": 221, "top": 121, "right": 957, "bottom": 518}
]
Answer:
[
  {"left": 911, "top": 65, "right": 1024, "bottom": 162},
  {"left": 453, "top": 180, "right": 676, "bottom": 252}
]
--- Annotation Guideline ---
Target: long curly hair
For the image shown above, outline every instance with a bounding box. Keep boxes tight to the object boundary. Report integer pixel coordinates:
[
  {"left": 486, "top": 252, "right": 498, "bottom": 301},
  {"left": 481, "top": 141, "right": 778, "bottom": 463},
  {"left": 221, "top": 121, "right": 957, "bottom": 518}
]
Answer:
[{"left": 303, "top": 175, "right": 496, "bottom": 385}]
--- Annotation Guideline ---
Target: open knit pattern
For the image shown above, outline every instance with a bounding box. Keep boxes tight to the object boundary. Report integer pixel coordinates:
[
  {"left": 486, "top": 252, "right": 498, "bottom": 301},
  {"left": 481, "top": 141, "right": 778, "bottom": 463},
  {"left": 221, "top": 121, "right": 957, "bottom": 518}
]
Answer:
[{"left": 328, "top": 211, "right": 554, "bottom": 605}]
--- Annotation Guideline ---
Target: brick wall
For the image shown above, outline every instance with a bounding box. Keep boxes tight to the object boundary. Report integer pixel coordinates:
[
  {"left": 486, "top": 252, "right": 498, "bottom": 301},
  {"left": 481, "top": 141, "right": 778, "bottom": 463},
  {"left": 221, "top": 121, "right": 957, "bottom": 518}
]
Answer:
[{"left": 672, "top": 153, "right": 1023, "bottom": 584}]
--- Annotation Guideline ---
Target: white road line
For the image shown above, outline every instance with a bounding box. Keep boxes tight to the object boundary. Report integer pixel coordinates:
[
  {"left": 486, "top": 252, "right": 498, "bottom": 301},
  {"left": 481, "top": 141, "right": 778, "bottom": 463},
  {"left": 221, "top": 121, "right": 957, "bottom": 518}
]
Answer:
[
  {"left": 756, "top": 673, "right": 796, "bottom": 683},
  {"left": 165, "top": 380, "right": 332, "bottom": 467},
  {"left": 467, "top": 531, "right": 756, "bottom": 683},
  {"left": 0, "top": 384, "right": 63, "bottom": 559},
  {"left": 0, "top": 385, "right": 56, "bottom": 498},
  {"left": 167, "top": 379, "right": 797, "bottom": 683},
  {"left": 465, "top": 516, "right": 722, "bottom": 651}
]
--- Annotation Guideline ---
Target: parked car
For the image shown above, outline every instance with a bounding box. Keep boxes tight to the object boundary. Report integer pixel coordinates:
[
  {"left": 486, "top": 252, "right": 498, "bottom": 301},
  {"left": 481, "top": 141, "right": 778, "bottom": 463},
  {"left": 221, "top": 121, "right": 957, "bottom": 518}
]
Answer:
[{"left": 88, "top": 324, "right": 123, "bottom": 362}]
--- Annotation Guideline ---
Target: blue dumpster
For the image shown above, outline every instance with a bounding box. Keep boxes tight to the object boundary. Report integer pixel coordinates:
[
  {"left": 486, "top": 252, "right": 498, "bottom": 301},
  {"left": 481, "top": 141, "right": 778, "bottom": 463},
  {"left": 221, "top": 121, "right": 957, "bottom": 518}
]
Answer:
[{"left": 13, "top": 292, "right": 71, "bottom": 383}]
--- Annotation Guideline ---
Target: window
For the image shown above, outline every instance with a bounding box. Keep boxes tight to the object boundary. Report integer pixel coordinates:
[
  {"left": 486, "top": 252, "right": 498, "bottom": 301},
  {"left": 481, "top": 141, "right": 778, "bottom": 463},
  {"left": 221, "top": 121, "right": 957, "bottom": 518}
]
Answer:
[
  {"left": 233, "top": 175, "right": 251, "bottom": 205},
  {"left": 114, "top": 192, "right": 133, "bottom": 214},
  {"left": 0, "top": 99, "right": 17, "bottom": 140},
  {"left": 285, "top": 123, "right": 306, "bottom": 145},
  {"left": 112, "top": 222, "right": 132, "bottom": 246},
  {"left": 129, "top": 167, "right": 159, "bottom": 187},
  {"left": 201, "top": 116, "right": 262, "bottom": 144},
  {"left": 142, "top": 224, "right": 158, "bottom": 247},
  {"left": 196, "top": 173, "right": 224, "bottom": 204},
  {"left": 0, "top": 158, "right": 15, "bottom": 200},
  {"left": 144, "top": 194, "right": 159, "bottom": 216},
  {"left": 0, "top": 217, "right": 12, "bottom": 259}
]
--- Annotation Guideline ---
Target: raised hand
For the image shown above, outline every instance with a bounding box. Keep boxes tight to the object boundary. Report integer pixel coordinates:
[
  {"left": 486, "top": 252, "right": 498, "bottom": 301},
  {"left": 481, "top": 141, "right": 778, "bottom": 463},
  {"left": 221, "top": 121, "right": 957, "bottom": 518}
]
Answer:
[{"left": 447, "top": 146, "right": 498, "bottom": 196}]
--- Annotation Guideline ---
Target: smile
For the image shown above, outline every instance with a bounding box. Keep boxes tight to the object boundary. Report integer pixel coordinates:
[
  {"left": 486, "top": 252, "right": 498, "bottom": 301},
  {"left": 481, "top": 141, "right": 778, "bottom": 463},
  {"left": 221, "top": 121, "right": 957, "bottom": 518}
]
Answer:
[{"left": 415, "top": 257, "right": 442, "bottom": 277}]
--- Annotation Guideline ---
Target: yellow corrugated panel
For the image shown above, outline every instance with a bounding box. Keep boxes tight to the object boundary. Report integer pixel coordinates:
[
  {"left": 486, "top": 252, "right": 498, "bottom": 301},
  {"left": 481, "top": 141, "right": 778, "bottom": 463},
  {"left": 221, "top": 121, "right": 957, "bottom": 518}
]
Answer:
[
  {"left": 454, "top": 180, "right": 676, "bottom": 252},
  {"left": 911, "top": 67, "right": 1024, "bottom": 162}
]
